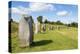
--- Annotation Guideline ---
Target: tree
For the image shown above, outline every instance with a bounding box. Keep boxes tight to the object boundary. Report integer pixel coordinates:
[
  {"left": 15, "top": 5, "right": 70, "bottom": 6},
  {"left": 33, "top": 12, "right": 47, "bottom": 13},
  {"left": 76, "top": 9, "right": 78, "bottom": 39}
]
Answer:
[
  {"left": 70, "top": 22, "right": 78, "bottom": 27},
  {"left": 37, "top": 16, "right": 43, "bottom": 23},
  {"left": 44, "top": 19, "right": 48, "bottom": 24},
  {"left": 56, "top": 21, "right": 63, "bottom": 25},
  {"left": 67, "top": 24, "right": 71, "bottom": 27},
  {"left": 67, "top": 22, "right": 78, "bottom": 27}
]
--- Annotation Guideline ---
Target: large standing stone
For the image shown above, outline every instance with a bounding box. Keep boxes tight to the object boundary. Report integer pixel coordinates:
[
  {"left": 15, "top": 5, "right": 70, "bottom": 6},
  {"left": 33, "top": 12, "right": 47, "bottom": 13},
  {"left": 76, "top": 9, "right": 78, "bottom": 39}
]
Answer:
[{"left": 19, "top": 15, "right": 33, "bottom": 47}]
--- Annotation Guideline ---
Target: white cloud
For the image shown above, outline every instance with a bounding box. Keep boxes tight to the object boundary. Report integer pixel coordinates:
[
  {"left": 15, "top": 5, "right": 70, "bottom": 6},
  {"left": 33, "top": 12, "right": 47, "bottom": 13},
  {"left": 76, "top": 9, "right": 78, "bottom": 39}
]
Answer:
[
  {"left": 29, "top": 2, "right": 55, "bottom": 11},
  {"left": 56, "top": 11, "right": 69, "bottom": 16},
  {"left": 11, "top": 7, "right": 30, "bottom": 14},
  {"left": 11, "top": 2, "right": 56, "bottom": 14},
  {"left": 17, "top": 6, "right": 31, "bottom": 14},
  {"left": 11, "top": 7, "right": 21, "bottom": 14}
]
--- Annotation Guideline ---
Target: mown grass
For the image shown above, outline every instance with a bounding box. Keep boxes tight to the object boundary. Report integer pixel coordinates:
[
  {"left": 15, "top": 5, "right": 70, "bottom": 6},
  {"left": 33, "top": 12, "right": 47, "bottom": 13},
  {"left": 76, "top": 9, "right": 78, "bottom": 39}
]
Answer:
[{"left": 10, "top": 22, "right": 78, "bottom": 53}]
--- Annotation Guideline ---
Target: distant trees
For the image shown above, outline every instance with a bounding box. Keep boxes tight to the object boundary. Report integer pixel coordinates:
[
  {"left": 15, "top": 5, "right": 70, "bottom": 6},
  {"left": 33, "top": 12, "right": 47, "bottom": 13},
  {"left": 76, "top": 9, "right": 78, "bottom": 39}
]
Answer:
[
  {"left": 44, "top": 20, "right": 64, "bottom": 25},
  {"left": 44, "top": 19, "right": 49, "bottom": 24},
  {"left": 56, "top": 21, "right": 64, "bottom": 25},
  {"left": 37, "top": 16, "right": 43, "bottom": 23},
  {"left": 44, "top": 19, "right": 78, "bottom": 27},
  {"left": 67, "top": 22, "right": 78, "bottom": 27},
  {"left": 71, "top": 22, "right": 78, "bottom": 27},
  {"left": 44, "top": 19, "right": 55, "bottom": 24}
]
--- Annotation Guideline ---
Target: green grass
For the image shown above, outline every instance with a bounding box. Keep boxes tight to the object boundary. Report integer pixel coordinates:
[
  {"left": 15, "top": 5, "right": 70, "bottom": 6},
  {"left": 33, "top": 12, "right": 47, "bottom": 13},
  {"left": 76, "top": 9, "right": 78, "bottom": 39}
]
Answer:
[{"left": 10, "top": 22, "right": 78, "bottom": 53}]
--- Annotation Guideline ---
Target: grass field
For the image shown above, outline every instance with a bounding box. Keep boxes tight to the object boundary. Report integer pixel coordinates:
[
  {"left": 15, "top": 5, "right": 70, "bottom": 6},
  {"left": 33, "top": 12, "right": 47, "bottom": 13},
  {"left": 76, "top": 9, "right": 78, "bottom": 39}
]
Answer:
[{"left": 10, "top": 22, "right": 78, "bottom": 53}]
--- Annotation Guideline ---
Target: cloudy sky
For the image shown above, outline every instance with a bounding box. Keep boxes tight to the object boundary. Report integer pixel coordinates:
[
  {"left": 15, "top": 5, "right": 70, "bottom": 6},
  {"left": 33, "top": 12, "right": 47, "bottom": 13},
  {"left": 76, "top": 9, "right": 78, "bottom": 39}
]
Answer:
[{"left": 9, "top": 1, "right": 78, "bottom": 24}]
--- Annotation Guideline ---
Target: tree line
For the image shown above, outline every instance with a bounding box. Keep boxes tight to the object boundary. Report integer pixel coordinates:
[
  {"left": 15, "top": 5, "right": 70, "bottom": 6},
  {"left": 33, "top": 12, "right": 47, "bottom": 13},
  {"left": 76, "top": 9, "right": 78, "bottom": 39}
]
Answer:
[
  {"left": 37, "top": 16, "right": 78, "bottom": 27},
  {"left": 9, "top": 15, "right": 78, "bottom": 28}
]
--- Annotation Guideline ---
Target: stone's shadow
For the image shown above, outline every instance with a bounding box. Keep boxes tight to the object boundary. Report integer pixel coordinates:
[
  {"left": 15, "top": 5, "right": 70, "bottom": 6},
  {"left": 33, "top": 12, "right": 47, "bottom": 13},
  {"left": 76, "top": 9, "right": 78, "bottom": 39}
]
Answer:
[{"left": 31, "top": 40, "right": 53, "bottom": 47}]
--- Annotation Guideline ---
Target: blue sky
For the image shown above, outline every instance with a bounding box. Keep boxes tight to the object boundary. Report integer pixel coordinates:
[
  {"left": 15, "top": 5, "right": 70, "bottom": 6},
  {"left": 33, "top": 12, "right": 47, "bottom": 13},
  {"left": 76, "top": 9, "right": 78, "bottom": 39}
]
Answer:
[{"left": 9, "top": 1, "right": 78, "bottom": 24}]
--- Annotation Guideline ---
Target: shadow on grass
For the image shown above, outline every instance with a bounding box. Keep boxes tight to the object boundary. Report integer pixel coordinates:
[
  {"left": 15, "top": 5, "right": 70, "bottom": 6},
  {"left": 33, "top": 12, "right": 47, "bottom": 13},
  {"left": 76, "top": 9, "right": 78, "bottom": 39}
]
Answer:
[{"left": 31, "top": 40, "right": 53, "bottom": 47}]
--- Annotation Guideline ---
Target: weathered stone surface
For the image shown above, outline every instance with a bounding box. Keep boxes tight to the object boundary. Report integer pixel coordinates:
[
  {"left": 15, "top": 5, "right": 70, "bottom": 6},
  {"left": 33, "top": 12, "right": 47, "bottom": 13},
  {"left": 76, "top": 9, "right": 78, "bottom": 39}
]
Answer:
[
  {"left": 35, "top": 23, "right": 38, "bottom": 34},
  {"left": 42, "top": 24, "right": 46, "bottom": 32},
  {"left": 19, "top": 15, "right": 33, "bottom": 47},
  {"left": 35, "top": 22, "right": 40, "bottom": 34}
]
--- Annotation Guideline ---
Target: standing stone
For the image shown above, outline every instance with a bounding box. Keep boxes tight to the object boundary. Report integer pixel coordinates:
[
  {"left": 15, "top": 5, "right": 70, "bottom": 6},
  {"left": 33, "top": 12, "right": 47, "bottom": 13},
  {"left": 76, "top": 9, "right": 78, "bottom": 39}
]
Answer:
[
  {"left": 35, "top": 22, "right": 40, "bottom": 34},
  {"left": 35, "top": 23, "right": 38, "bottom": 34},
  {"left": 19, "top": 15, "right": 33, "bottom": 47},
  {"left": 48, "top": 25, "right": 51, "bottom": 30},
  {"left": 51, "top": 25, "right": 54, "bottom": 30},
  {"left": 42, "top": 23, "right": 46, "bottom": 32},
  {"left": 58, "top": 26, "right": 60, "bottom": 30}
]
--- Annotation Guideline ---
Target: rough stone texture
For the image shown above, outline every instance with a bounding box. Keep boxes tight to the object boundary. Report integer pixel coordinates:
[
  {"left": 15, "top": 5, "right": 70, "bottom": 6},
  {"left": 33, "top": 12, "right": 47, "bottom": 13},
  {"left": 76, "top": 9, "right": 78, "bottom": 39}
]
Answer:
[
  {"left": 42, "top": 24, "right": 46, "bottom": 32},
  {"left": 19, "top": 15, "right": 33, "bottom": 47},
  {"left": 35, "top": 22, "right": 40, "bottom": 34},
  {"left": 35, "top": 23, "right": 38, "bottom": 34}
]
